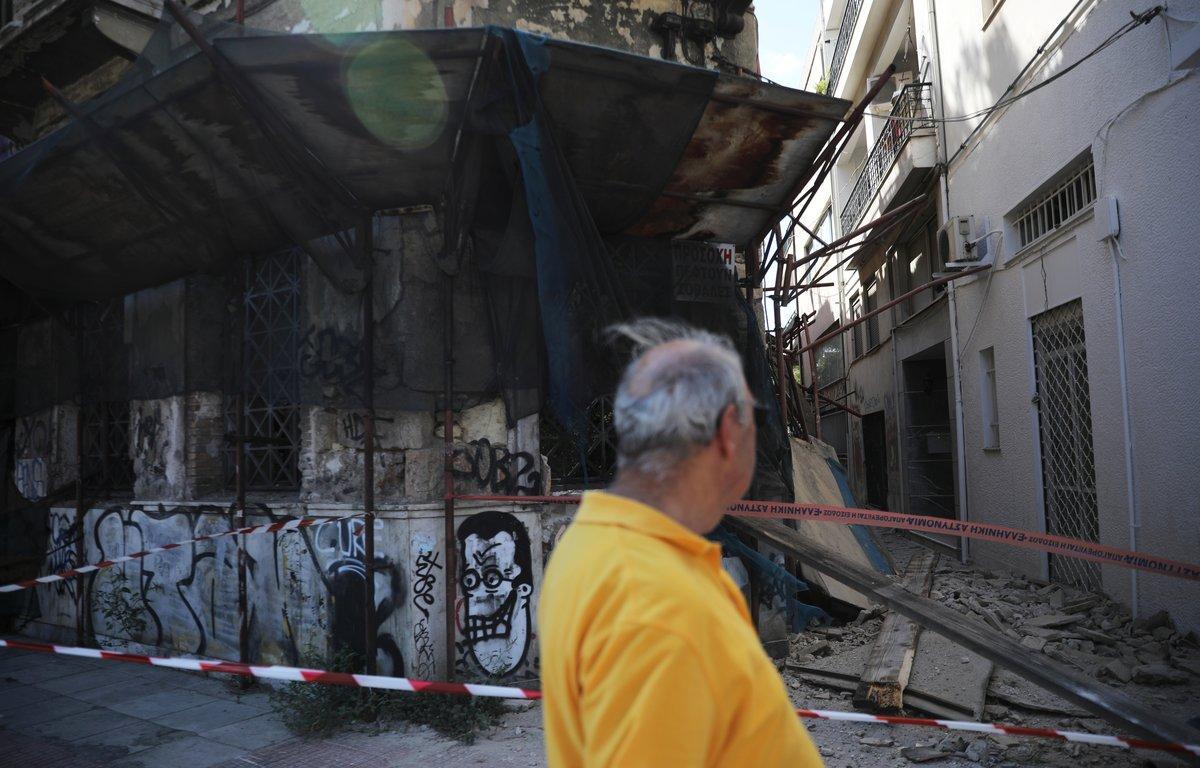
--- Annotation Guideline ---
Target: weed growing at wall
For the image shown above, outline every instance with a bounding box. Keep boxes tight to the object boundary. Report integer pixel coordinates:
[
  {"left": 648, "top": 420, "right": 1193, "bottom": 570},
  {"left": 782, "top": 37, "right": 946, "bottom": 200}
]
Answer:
[
  {"left": 270, "top": 648, "right": 506, "bottom": 744},
  {"left": 96, "top": 569, "right": 159, "bottom": 640}
]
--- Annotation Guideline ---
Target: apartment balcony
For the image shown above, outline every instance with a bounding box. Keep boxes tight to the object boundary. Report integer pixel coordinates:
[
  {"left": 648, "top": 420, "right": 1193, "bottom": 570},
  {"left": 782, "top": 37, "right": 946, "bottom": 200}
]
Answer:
[
  {"left": 826, "top": 0, "right": 865, "bottom": 95},
  {"left": 839, "top": 82, "right": 936, "bottom": 234}
]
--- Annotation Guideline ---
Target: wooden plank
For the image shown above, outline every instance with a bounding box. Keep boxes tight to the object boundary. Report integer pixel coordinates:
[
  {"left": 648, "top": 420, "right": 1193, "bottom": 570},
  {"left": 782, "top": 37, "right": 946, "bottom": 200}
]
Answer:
[
  {"left": 725, "top": 515, "right": 1195, "bottom": 746},
  {"left": 787, "top": 438, "right": 875, "bottom": 608},
  {"left": 853, "top": 551, "right": 936, "bottom": 711}
]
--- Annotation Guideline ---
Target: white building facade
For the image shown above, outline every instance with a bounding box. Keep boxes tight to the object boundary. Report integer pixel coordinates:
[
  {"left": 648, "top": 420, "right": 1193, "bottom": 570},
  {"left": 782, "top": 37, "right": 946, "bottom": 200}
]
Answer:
[{"left": 780, "top": 0, "right": 1200, "bottom": 629}]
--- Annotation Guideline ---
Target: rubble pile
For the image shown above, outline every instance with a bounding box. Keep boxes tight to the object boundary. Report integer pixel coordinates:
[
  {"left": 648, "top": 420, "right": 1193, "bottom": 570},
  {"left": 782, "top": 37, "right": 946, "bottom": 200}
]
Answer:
[
  {"left": 778, "top": 551, "right": 1200, "bottom": 767},
  {"left": 928, "top": 564, "right": 1200, "bottom": 688}
]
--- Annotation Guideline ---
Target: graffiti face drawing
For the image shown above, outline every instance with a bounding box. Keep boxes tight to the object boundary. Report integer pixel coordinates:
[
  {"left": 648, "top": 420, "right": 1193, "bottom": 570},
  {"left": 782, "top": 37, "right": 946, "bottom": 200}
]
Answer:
[{"left": 457, "top": 512, "right": 533, "bottom": 676}]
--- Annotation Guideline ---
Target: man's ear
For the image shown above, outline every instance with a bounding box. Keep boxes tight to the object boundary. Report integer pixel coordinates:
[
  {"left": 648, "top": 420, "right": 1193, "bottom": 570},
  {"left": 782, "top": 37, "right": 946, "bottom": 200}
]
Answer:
[{"left": 716, "top": 403, "right": 739, "bottom": 458}]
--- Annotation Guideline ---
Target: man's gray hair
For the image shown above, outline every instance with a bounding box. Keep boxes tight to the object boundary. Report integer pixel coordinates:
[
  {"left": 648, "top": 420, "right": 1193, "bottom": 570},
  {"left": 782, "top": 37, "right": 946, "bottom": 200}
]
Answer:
[{"left": 607, "top": 318, "right": 752, "bottom": 479}]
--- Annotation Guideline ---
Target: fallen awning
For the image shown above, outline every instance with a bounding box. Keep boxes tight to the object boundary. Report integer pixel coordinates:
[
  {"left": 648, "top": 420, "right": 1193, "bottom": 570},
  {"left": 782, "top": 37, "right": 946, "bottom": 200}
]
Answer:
[{"left": 0, "top": 25, "right": 847, "bottom": 301}]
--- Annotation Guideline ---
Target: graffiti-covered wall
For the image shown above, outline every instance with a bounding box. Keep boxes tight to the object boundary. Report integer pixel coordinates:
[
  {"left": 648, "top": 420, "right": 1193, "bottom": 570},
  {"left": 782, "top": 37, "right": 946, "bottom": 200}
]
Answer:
[{"left": 20, "top": 502, "right": 545, "bottom": 681}]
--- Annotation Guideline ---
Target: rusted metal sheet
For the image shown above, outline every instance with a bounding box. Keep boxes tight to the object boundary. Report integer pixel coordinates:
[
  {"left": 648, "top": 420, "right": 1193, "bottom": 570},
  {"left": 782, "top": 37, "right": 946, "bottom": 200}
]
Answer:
[
  {"left": 625, "top": 77, "right": 848, "bottom": 244},
  {"left": 0, "top": 26, "right": 846, "bottom": 301}
]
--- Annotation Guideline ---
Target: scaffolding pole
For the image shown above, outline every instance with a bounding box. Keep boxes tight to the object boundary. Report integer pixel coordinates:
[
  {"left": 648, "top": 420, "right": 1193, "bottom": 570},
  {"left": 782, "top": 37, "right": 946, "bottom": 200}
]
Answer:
[{"left": 798, "top": 265, "right": 991, "bottom": 355}]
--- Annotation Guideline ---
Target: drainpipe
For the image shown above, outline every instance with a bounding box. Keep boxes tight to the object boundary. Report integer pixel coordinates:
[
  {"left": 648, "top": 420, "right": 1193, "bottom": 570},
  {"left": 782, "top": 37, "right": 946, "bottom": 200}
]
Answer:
[
  {"left": 929, "top": 0, "right": 970, "bottom": 563},
  {"left": 1108, "top": 236, "right": 1139, "bottom": 618},
  {"left": 947, "top": 280, "right": 969, "bottom": 564}
]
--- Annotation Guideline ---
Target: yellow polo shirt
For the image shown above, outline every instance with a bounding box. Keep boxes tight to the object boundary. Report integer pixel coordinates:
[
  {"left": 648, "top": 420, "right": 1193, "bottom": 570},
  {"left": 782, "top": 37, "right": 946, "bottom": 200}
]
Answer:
[{"left": 539, "top": 491, "right": 823, "bottom": 767}]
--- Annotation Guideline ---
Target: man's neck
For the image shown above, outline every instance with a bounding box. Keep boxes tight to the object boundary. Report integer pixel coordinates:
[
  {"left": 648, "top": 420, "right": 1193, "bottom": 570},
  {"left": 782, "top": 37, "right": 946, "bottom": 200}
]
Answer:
[{"left": 607, "top": 469, "right": 721, "bottom": 535}]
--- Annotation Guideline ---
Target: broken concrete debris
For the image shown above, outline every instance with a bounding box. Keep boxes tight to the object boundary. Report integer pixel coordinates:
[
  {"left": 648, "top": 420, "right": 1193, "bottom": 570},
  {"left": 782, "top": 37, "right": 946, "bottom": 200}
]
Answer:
[{"left": 781, "top": 542, "right": 1200, "bottom": 765}]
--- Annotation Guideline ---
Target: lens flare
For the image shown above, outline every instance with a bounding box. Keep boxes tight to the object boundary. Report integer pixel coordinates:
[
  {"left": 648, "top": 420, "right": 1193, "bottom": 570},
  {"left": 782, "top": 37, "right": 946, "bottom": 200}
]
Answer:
[{"left": 344, "top": 37, "right": 448, "bottom": 151}]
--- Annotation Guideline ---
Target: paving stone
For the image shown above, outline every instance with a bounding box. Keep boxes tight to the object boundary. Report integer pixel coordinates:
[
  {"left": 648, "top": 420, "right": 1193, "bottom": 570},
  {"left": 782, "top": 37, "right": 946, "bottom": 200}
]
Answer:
[
  {"left": 68, "top": 678, "right": 166, "bottom": 706},
  {"left": 107, "top": 689, "right": 221, "bottom": 719},
  {"left": 0, "top": 693, "right": 95, "bottom": 727},
  {"left": 0, "top": 726, "right": 122, "bottom": 767},
  {"left": 150, "top": 698, "right": 269, "bottom": 733},
  {"left": 105, "top": 734, "right": 246, "bottom": 768},
  {"left": 202, "top": 712, "right": 296, "bottom": 750},
  {"left": 0, "top": 682, "right": 64, "bottom": 712},
  {"left": 28, "top": 705, "right": 144, "bottom": 740},
  {"left": 35, "top": 666, "right": 143, "bottom": 695},
  {"left": 69, "top": 718, "right": 182, "bottom": 755},
  {"left": 0, "top": 658, "right": 98, "bottom": 684}
]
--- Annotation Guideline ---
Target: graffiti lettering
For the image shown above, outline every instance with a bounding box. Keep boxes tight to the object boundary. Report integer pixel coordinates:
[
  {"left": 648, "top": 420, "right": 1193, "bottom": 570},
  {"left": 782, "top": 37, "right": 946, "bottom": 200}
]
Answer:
[
  {"left": 14, "top": 414, "right": 49, "bottom": 458},
  {"left": 451, "top": 438, "right": 542, "bottom": 496},
  {"left": 410, "top": 532, "right": 440, "bottom": 679},
  {"left": 312, "top": 516, "right": 404, "bottom": 675},
  {"left": 340, "top": 411, "right": 396, "bottom": 449},
  {"left": 15, "top": 458, "right": 46, "bottom": 501},
  {"left": 133, "top": 406, "right": 168, "bottom": 476}
]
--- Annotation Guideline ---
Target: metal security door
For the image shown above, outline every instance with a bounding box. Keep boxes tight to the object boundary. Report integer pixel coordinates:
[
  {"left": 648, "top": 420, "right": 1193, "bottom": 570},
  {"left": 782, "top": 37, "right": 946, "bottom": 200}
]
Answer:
[{"left": 1031, "top": 300, "right": 1100, "bottom": 590}]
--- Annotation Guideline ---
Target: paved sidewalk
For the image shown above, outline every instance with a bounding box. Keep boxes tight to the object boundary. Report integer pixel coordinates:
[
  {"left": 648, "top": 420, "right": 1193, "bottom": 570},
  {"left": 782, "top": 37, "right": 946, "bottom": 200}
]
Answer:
[{"left": 0, "top": 643, "right": 546, "bottom": 768}]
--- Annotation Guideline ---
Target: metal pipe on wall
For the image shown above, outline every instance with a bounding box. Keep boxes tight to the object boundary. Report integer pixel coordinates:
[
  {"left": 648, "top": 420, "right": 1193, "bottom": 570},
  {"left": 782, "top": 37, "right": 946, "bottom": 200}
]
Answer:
[
  {"left": 74, "top": 382, "right": 85, "bottom": 647},
  {"left": 441, "top": 275, "right": 457, "bottom": 680},
  {"left": 236, "top": 261, "right": 249, "bottom": 667},
  {"left": 360, "top": 217, "right": 377, "bottom": 675}
]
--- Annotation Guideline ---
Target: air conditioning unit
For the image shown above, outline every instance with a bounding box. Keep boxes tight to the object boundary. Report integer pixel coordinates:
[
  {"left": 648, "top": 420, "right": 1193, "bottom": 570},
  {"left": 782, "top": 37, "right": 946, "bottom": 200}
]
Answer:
[{"left": 938, "top": 215, "right": 976, "bottom": 268}]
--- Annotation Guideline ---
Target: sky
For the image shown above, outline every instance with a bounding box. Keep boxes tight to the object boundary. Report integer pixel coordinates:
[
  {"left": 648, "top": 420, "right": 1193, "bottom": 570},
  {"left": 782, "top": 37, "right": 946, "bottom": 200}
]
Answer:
[{"left": 754, "top": 0, "right": 822, "bottom": 89}]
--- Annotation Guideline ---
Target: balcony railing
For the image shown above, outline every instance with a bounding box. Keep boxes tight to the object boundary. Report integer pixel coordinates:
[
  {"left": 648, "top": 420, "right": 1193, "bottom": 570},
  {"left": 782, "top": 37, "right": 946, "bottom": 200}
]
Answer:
[
  {"left": 826, "top": 0, "right": 865, "bottom": 94},
  {"left": 840, "top": 82, "right": 934, "bottom": 233}
]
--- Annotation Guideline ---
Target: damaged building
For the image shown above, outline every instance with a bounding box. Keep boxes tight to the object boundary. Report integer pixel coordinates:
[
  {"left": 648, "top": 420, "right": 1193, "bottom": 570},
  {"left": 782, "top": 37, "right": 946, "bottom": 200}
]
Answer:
[{"left": 0, "top": 0, "right": 868, "bottom": 683}]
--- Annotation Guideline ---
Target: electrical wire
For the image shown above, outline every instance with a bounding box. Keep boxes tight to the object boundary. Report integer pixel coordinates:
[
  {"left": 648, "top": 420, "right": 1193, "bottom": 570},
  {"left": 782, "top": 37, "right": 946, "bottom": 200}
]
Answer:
[{"left": 862, "top": 6, "right": 1164, "bottom": 125}]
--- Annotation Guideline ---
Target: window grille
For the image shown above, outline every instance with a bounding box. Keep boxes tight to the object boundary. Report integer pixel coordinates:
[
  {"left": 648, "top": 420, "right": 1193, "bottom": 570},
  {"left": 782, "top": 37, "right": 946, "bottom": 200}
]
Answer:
[
  {"left": 541, "top": 395, "right": 616, "bottom": 487},
  {"left": 1015, "top": 159, "right": 1096, "bottom": 249},
  {"left": 1031, "top": 300, "right": 1100, "bottom": 591},
  {"left": 78, "top": 300, "right": 131, "bottom": 492},
  {"left": 231, "top": 250, "right": 301, "bottom": 490},
  {"left": 82, "top": 402, "right": 133, "bottom": 492}
]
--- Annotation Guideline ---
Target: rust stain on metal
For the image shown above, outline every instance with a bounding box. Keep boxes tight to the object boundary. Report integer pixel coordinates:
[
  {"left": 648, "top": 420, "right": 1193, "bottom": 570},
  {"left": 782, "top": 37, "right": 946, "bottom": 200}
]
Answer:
[{"left": 624, "top": 77, "right": 845, "bottom": 244}]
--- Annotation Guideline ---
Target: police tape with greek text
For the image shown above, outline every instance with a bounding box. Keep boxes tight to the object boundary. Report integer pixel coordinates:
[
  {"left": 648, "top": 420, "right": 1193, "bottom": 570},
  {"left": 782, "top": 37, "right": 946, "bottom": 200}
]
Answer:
[{"left": 452, "top": 494, "right": 1200, "bottom": 582}]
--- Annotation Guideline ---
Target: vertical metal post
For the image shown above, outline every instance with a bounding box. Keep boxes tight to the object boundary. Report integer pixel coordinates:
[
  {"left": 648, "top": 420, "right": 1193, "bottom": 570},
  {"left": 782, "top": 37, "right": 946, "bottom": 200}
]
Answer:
[
  {"left": 773, "top": 298, "right": 788, "bottom": 435},
  {"left": 74, "top": 398, "right": 85, "bottom": 647},
  {"left": 360, "top": 217, "right": 377, "bottom": 675},
  {"left": 804, "top": 322, "right": 822, "bottom": 441},
  {"left": 236, "top": 261, "right": 249, "bottom": 666},
  {"left": 441, "top": 275, "right": 456, "bottom": 680}
]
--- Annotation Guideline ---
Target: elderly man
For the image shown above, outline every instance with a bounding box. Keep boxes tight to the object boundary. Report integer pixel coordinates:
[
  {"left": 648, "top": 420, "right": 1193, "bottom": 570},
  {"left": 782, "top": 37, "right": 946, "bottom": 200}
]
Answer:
[{"left": 539, "top": 319, "right": 823, "bottom": 767}]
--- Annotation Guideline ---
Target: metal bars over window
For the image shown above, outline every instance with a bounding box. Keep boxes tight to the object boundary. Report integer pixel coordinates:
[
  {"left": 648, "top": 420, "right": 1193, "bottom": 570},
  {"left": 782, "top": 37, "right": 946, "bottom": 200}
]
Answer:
[
  {"left": 1015, "top": 159, "right": 1096, "bottom": 249},
  {"left": 541, "top": 395, "right": 616, "bottom": 487},
  {"left": 841, "top": 83, "right": 935, "bottom": 233},
  {"left": 1031, "top": 300, "right": 1100, "bottom": 591},
  {"left": 78, "top": 299, "right": 132, "bottom": 492},
  {"left": 233, "top": 250, "right": 301, "bottom": 490}
]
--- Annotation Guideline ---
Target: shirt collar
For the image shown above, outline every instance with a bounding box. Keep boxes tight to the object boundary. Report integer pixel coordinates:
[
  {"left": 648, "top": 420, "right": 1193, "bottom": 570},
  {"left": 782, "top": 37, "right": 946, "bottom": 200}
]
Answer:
[{"left": 576, "top": 490, "right": 721, "bottom": 560}]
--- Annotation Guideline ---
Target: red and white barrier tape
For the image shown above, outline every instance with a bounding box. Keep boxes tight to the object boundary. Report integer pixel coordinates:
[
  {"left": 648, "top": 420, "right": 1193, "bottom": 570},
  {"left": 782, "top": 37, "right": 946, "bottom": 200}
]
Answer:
[
  {"left": 0, "top": 514, "right": 366, "bottom": 594},
  {"left": 0, "top": 639, "right": 1194, "bottom": 756},
  {"left": 0, "top": 638, "right": 537, "bottom": 699},
  {"left": 454, "top": 494, "right": 1200, "bottom": 583},
  {"left": 794, "top": 708, "right": 1200, "bottom": 757}
]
